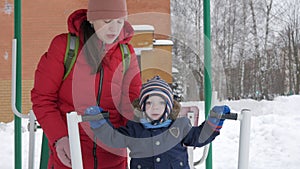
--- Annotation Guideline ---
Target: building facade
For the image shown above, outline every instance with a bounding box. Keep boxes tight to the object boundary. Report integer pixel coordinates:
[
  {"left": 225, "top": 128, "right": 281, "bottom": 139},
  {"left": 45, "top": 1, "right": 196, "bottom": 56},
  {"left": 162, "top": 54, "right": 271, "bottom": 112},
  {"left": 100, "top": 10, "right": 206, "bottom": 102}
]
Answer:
[{"left": 0, "top": 0, "right": 171, "bottom": 122}]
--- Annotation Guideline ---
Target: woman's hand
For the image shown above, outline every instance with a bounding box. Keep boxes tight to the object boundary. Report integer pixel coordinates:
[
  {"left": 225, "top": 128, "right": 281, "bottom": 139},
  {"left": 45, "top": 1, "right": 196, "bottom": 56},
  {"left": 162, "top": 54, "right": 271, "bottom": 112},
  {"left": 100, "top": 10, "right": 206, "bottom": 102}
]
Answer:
[{"left": 55, "top": 136, "right": 71, "bottom": 167}]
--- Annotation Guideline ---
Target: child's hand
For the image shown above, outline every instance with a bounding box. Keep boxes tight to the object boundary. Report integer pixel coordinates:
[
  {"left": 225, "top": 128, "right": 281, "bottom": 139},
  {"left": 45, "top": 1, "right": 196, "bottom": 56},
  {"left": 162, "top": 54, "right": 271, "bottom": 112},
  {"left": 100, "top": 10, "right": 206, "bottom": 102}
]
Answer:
[
  {"left": 85, "top": 106, "right": 106, "bottom": 129},
  {"left": 207, "top": 105, "right": 230, "bottom": 131}
]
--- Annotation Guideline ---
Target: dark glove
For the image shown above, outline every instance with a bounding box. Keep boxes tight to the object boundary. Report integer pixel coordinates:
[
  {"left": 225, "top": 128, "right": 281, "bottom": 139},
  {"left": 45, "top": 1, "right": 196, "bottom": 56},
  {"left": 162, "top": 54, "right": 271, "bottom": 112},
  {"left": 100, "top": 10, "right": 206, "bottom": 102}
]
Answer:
[
  {"left": 84, "top": 106, "right": 106, "bottom": 129},
  {"left": 208, "top": 105, "right": 230, "bottom": 131}
]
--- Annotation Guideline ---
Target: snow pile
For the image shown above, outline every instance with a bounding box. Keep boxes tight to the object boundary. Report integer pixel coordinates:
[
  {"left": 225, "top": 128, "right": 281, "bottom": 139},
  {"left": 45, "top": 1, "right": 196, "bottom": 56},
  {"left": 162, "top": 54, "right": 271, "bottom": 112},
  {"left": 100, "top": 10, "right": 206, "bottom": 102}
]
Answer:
[{"left": 210, "top": 95, "right": 300, "bottom": 169}]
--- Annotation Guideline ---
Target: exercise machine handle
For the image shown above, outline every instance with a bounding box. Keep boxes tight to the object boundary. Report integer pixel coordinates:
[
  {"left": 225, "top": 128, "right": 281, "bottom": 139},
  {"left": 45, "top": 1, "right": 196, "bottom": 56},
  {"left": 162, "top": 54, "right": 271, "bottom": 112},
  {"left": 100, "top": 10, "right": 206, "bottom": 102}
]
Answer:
[{"left": 209, "top": 110, "right": 238, "bottom": 120}]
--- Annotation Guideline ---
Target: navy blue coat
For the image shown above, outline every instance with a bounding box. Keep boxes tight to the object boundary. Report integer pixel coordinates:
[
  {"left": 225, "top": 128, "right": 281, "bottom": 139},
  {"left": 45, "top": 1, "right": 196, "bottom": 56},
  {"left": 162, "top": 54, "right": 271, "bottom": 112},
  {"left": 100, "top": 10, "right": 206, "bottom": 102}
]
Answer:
[{"left": 93, "top": 117, "right": 219, "bottom": 169}]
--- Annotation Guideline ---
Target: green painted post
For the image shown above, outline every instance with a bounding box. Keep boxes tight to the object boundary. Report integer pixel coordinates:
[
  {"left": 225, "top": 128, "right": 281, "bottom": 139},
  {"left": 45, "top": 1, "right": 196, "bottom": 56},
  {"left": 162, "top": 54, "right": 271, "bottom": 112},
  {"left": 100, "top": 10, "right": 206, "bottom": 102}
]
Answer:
[
  {"left": 14, "top": 0, "right": 22, "bottom": 169},
  {"left": 203, "top": 0, "right": 213, "bottom": 169},
  {"left": 40, "top": 133, "right": 50, "bottom": 169}
]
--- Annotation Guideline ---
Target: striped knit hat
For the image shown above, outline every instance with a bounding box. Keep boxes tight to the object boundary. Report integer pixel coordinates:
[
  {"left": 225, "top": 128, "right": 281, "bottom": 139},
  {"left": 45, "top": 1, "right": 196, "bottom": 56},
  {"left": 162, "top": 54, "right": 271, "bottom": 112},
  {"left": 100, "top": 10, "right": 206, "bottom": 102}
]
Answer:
[{"left": 139, "top": 76, "right": 174, "bottom": 120}]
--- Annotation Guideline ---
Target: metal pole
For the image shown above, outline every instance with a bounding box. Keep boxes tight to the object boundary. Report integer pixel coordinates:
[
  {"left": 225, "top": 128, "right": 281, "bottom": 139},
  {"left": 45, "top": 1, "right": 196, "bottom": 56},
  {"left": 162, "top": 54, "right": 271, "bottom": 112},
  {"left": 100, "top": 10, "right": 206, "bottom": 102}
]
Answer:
[
  {"left": 28, "top": 110, "right": 37, "bottom": 169},
  {"left": 67, "top": 112, "right": 84, "bottom": 169},
  {"left": 11, "top": 40, "right": 28, "bottom": 119},
  {"left": 208, "top": 109, "right": 251, "bottom": 169},
  {"left": 13, "top": 0, "right": 22, "bottom": 169},
  {"left": 40, "top": 133, "right": 49, "bottom": 169},
  {"left": 238, "top": 109, "right": 251, "bottom": 169},
  {"left": 203, "top": 0, "right": 212, "bottom": 169},
  {"left": 187, "top": 112, "right": 195, "bottom": 168}
]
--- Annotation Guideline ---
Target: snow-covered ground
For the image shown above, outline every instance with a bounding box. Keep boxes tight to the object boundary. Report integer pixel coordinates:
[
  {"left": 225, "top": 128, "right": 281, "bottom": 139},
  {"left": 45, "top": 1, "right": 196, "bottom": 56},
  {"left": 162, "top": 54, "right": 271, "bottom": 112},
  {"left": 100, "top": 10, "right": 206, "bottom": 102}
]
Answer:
[
  {"left": 213, "top": 95, "right": 300, "bottom": 169},
  {"left": 1, "top": 95, "right": 300, "bottom": 169}
]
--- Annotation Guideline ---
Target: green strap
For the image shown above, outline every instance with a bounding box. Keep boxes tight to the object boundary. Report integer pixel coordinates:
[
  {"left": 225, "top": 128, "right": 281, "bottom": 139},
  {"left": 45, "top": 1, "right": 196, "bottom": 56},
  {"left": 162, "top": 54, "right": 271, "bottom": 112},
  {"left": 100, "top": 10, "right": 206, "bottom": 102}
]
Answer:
[
  {"left": 120, "top": 44, "right": 131, "bottom": 75},
  {"left": 63, "top": 33, "right": 79, "bottom": 80},
  {"left": 63, "top": 36, "right": 129, "bottom": 80}
]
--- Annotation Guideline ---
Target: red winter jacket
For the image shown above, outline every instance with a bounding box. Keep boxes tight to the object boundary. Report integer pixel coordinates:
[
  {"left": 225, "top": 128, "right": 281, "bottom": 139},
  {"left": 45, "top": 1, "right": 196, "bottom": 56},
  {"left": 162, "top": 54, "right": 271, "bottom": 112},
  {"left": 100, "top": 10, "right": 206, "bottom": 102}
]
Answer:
[{"left": 31, "top": 9, "right": 141, "bottom": 169}]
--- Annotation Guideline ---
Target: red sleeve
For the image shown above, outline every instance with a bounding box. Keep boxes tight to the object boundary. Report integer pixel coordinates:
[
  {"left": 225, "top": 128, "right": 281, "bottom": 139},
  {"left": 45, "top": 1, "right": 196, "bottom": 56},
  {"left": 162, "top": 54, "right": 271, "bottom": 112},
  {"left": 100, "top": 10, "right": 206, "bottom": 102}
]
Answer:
[
  {"left": 120, "top": 44, "right": 142, "bottom": 123},
  {"left": 31, "top": 34, "right": 69, "bottom": 145}
]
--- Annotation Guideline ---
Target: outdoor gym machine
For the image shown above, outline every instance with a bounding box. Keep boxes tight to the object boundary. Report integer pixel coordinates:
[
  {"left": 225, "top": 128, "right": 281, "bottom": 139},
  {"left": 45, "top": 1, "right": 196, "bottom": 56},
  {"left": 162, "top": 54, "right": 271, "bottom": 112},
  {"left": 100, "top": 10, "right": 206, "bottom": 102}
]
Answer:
[
  {"left": 65, "top": 108, "right": 251, "bottom": 169},
  {"left": 209, "top": 109, "right": 251, "bottom": 169},
  {"left": 11, "top": 0, "right": 252, "bottom": 168}
]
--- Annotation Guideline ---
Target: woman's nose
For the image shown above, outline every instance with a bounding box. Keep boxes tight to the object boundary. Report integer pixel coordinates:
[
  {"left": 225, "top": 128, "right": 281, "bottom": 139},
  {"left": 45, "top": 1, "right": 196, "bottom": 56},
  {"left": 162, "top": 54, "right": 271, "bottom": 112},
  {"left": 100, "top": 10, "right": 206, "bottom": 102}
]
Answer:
[{"left": 108, "top": 21, "right": 118, "bottom": 32}]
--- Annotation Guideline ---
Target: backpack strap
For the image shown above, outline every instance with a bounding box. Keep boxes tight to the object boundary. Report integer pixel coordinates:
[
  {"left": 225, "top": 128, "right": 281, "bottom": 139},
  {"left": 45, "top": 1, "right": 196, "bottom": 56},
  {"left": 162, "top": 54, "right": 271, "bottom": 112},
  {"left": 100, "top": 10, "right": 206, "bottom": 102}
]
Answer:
[
  {"left": 119, "top": 44, "right": 131, "bottom": 75},
  {"left": 63, "top": 33, "right": 79, "bottom": 80},
  {"left": 63, "top": 36, "right": 130, "bottom": 80}
]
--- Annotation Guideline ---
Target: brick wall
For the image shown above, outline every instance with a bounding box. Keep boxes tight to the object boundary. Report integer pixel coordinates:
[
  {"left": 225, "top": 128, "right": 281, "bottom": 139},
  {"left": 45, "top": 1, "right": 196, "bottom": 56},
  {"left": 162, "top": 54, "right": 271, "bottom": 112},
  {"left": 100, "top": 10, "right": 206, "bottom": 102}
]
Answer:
[
  {"left": 0, "top": 0, "right": 171, "bottom": 122},
  {"left": 0, "top": 80, "right": 33, "bottom": 122}
]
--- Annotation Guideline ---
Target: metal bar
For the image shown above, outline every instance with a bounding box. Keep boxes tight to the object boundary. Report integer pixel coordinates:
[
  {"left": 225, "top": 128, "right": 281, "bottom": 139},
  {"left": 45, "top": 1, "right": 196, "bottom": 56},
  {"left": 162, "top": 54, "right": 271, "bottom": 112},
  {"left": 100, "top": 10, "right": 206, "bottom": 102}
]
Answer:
[
  {"left": 28, "top": 110, "right": 37, "bottom": 169},
  {"left": 187, "top": 112, "right": 195, "bottom": 168},
  {"left": 67, "top": 112, "right": 83, "bottom": 169},
  {"left": 209, "top": 111, "right": 238, "bottom": 120},
  {"left": 203, "top": 0, "right": 212, "bottom": 168},
  {"left": 11, "top": 39, "right": 28, "bottom": 119},
  {"left": 195, "top": 144, "right": 209, "bottom": 166},
  {"left": 238, "top": 109, "right": 251, "bottom": 169},
  {"left": 13, "top": 0, "right": 22, "bottom": 168},
  {"left": 39, "top": 134, "right": 49, "bottom": 169},
  {"left": 81, "top": 111, "right": 109, "bottom": 122}
]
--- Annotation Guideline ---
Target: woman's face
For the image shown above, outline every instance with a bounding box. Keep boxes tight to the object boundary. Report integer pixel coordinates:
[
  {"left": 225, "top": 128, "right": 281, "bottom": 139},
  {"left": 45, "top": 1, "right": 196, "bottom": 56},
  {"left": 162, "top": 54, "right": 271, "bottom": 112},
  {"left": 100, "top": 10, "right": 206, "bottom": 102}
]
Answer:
[
  {"left": 92, "top": 18, "right": 125, "bottom": 44},
  {"left": 145, "top": 95, "right": 166, "bottom": 120}
]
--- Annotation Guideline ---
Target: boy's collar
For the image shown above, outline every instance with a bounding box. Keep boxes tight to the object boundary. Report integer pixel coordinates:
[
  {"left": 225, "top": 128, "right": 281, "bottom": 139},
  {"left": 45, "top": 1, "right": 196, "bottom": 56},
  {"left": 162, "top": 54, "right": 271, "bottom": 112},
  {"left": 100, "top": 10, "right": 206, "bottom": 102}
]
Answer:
[{"left": 140, "top": 118, "right": 172, "bottom": 129}]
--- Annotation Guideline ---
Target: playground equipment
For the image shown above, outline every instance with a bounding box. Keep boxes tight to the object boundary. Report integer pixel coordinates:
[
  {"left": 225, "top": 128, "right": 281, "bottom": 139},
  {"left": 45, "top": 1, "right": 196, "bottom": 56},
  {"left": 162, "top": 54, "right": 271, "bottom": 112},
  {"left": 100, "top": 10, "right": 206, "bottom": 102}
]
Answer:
[
  {"left": 64, "top": 104, "right": 251, "bottom": 169},
  {"left": 12, "top": 92, "right": 251, "bottom": 169},
  {"left": 13, "top": 34, "right": 252, "bottom": 169},
  {"left": 11, "top": 22, "right": 252, "bottom": 169},
  {"left": 11, "top": 0, "right": 251, "bottom": 168}
]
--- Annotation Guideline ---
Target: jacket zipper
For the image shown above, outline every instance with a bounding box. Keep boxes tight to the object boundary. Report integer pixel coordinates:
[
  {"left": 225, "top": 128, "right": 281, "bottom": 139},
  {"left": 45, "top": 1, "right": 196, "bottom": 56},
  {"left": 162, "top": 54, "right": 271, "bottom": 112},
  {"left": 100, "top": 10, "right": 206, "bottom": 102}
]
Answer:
[
  {"left": 93, "top": 136, "right": 98, "bottom": 169},
  {"left": 97, "top": 68, "right": 104, "bottom": 105},
  {"left": 94, "top": 67, "right": 104, "bottom": 169}
]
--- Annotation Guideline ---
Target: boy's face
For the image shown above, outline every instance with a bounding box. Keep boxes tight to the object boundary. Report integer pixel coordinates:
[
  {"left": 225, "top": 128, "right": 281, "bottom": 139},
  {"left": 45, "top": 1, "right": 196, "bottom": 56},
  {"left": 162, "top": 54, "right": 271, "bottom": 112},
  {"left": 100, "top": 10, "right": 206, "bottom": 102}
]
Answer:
[{"left": 145, "top": 95, "right": 166, "bottom": 120}]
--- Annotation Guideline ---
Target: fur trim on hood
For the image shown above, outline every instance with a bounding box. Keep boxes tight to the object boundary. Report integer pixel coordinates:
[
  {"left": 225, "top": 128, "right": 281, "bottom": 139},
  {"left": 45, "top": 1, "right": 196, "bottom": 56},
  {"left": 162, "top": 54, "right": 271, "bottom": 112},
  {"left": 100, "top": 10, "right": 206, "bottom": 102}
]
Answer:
[{"left": 132, "top": 98, "right": 181, "bottom": 121}]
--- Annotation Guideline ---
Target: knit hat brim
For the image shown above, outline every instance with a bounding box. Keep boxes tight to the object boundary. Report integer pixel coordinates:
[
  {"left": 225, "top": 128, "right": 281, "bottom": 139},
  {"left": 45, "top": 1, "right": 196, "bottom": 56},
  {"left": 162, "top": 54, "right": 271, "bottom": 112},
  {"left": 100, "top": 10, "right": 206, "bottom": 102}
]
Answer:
[
  {"left": 87, "top": 0, "right": 128, "bottom": 21},
  {"left": 87, "top": 10, "right": 127, "bottom": 21}
]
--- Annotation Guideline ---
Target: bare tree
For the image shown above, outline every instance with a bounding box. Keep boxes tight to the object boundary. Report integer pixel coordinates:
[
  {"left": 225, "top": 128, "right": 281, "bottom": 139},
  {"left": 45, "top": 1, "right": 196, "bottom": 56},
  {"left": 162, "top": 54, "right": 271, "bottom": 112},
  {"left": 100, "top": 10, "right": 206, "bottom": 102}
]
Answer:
[
  {"left": 171, "top": 0, "right": 204, "bottom": 100},
  {"left": 276, "top": 0, "right": 300, "bottom": 94},
  {"left": 171, "top": 0, "right": 299, "bottom": 100},
  {"left": 249, "top": 0, "right": 263, "bottom": 95}
]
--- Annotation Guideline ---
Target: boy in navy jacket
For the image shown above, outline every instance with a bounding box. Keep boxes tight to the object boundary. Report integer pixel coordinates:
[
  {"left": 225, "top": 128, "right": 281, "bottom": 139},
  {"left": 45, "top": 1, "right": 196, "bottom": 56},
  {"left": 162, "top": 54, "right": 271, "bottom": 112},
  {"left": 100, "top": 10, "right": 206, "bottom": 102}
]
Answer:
[{"left": 85, "top": 76, "right": 230, "bottom": 169}]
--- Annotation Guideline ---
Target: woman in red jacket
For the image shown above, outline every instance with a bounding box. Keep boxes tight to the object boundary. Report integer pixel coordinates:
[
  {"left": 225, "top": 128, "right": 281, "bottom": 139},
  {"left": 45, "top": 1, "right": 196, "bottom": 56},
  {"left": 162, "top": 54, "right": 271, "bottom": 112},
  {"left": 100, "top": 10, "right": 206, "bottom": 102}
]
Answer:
[{"left": 31, "top": 0, "right": 142, "bottom": 168}]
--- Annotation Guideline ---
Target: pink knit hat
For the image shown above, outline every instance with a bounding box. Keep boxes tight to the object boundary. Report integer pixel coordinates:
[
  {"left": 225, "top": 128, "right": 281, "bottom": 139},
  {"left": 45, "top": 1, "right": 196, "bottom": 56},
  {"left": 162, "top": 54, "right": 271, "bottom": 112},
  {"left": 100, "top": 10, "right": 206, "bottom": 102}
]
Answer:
[{"left": 87, "top": 0, "right": 128, "bottom": 21}]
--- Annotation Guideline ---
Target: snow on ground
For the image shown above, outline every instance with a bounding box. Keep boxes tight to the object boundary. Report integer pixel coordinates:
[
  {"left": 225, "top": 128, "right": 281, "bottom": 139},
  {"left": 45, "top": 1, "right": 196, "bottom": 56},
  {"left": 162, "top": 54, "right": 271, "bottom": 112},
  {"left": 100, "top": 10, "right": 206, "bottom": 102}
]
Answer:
[
  {"left": 1, "top": 95, "right": 300, "bottom": 169},
  {"left": 211, "top": 95, "right": 300, "bottom": 169}
]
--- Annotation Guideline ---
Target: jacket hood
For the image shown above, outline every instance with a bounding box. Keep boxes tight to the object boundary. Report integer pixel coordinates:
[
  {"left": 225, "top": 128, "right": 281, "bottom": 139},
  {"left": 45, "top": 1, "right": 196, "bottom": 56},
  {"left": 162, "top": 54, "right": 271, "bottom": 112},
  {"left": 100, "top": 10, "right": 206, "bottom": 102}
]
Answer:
[
  {"left": 67, "top": 9, "right": 134, "bottom": 43},
  {"left": 132, "top": 99, "right": 181, "bottom": 121}
]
